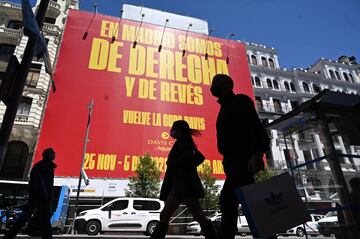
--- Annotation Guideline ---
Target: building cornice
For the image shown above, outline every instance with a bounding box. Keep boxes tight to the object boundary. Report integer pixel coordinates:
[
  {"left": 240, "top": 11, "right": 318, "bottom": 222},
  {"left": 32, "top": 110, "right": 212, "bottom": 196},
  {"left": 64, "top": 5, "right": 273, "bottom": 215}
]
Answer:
[
  {"left": 250, "top": 65, "right": 294, "bottom": 78},
  {"left": 0, "top": 1, "right": 21, "bottom": 10}
]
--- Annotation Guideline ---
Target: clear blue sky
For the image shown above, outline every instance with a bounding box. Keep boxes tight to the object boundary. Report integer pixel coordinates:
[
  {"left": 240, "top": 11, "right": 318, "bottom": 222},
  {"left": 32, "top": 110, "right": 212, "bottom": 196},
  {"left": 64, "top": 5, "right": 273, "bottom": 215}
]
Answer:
[{"left": 23, "top": 0, "right": 360, "bottom": 68}]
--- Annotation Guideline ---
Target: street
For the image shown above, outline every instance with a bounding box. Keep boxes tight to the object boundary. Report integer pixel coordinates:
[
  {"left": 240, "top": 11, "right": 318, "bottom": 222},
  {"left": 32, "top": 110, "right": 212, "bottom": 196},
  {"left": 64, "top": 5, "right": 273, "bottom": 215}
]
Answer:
[{"left": 4, "top": 234, "right": 335, "bottom": 239}]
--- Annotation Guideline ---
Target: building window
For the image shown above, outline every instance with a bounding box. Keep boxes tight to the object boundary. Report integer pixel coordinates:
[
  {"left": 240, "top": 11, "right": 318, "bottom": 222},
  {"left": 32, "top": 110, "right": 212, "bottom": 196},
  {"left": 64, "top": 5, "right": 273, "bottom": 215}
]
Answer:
[
  {"left": 349, "top": 73, "right": 355, "bottom": 82},
  {"left": 44, "top": 17, "right": 56, "bottom": 24},
  {"left": 0, "top": 141, "right": 29, "bottom": 179},
  {"left": 255, "top": 97, "right": 263, "bottom": 111},
  {"left": 33, "top": 38, "right": 49, "bottom": 62},
  {"left": 261, "top": 57, "right": 268, "bottom": 67},
  {"left": 251, "top": 76, "right": 254, "bottom": 86},
  {"left": 313, "top": 83, "right": 321, "bottom": 93},
  {"left": 247, "top": 55, "right": 250, "bottom": 64},
  {"left": 273, "top": 80, "right": 279, "bottom": 90},
  {"left": 290, "top": 82, "right": 296, "bottom": 92},
  {"left": 255, "top": 77, "right": 261, "bottom": 87},
  {"left": 303, "top": 150, "right": 315, "bottom": 170},
  {"left": 302, "top": 82, "right": 310, "bottom": 93},
  {"left": 267, "top": 78, "right": 273, "bottom": 89},
  {"left": 0, "top": 44, "right": 16, "bottom": 61},
  {"left": 284, "top": 82, "right": 290, "bottom": 91},
  {"left": 329, "top": 69, "right": 335, "bottom": 79},
  {"left": 133, "top": 200, "right": 161, "bottom": 211},
  {"left": 251, "top": 55, "right": 257, "bottom": 65},
  {"left": 17, "top": 97, "right": 32, "bottom": 115},
  {"left": 273, "top": 99, "right": 282, "bottom": 113},
  {"left": 290, "top": 100, "right": 299, "bottom": 110},
  {"left": 343, "top": 72, "right": 350, "bottom": 81},
  {"left": 269, "top": 58, "right": 275, "bottom": 68},
  {"left": 26, "top": 64, "right": 41, "bottom": 88},
  {"left": 7, "top": 20, "right": 23, "bottom": 30},
  {"left": 335, "top": 71, "right": 341, "bottom": 80}
]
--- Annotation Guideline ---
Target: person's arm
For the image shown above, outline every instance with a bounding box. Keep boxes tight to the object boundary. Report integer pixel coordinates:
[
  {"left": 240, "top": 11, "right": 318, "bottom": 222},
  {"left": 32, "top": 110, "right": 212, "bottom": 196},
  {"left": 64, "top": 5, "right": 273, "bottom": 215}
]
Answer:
[
  {"left": 241, "top": 95, "right": 270, "bottom": 174},
  {"left": 242, "top": 95, "right": 270, "bottom": 154},
  {"left": 167, "top": 144, "right": 199, "bottom": 169}
]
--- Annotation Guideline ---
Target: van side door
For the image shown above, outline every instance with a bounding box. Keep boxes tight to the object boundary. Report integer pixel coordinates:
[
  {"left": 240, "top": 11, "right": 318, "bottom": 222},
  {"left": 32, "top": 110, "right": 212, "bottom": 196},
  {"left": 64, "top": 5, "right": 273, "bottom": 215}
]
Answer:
[{"left": 103, "top": 199, "right": 130, "bottom": 231}]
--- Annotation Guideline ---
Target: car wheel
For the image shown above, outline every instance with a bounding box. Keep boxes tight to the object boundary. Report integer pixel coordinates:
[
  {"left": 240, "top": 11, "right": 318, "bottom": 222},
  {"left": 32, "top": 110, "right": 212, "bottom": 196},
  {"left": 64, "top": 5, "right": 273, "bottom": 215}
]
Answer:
[
  {"left": 146, "top": 221, "right": 158, "bottom": 236},
  {"left": 296, "top": 227, "right": 305, "bottom": 237},
  {"left": 85, "top": 221, "right": 101, "bottom": 235},
  {"left": 239, "top": 232, "right": 247, "bottom": 236}
]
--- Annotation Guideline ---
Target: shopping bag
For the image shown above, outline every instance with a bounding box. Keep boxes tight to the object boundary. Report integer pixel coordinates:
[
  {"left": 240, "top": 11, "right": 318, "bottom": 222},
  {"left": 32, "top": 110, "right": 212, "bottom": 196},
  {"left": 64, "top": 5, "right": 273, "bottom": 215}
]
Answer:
[{"left": 236, "top": 172, "right": 310, "bottom": 238}]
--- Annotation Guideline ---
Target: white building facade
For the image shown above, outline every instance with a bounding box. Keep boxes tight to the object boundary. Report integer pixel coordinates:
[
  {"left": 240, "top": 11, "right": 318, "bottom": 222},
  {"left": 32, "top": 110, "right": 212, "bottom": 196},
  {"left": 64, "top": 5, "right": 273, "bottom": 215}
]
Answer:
[{"left": 0, "top": 0, "right": 78, "bottom": 180}]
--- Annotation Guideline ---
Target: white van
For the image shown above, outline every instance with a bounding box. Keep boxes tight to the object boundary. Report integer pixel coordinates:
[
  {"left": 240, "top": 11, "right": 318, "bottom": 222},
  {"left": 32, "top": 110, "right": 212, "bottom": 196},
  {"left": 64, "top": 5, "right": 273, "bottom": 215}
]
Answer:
[{"left": 74, "top": 197, "right": 164, "bottom": 235}]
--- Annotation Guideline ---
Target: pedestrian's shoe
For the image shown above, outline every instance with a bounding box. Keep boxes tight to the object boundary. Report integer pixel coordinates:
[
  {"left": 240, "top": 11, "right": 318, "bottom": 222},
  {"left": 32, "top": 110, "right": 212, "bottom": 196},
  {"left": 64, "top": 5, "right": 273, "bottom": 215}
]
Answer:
[
  {"left": 149, "top": 222, "right": 168, "bottom": 239},
  {"left": 200, "top": 219, "right": 217, "bottom": 239}
]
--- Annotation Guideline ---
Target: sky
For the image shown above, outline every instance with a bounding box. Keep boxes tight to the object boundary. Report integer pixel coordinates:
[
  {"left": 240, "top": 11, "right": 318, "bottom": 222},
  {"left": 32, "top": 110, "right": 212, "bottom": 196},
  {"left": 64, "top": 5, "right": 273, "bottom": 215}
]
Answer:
[{"left": 21, "top": 0, "right": 360, "bottom": 68}]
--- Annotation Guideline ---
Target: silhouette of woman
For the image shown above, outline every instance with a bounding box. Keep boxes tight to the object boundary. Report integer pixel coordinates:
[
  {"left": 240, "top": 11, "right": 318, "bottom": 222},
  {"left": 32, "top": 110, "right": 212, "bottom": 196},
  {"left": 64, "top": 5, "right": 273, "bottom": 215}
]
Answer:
[{"left": 150, "top": 120, "right": 217, "bottom": 239}]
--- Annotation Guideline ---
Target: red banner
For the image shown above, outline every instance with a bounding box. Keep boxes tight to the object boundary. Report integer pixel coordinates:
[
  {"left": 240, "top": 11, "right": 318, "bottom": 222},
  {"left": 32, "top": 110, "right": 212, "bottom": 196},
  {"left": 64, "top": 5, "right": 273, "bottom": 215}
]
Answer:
[{"left": 35, "top": 10, "right": 253, "bottom": 179}]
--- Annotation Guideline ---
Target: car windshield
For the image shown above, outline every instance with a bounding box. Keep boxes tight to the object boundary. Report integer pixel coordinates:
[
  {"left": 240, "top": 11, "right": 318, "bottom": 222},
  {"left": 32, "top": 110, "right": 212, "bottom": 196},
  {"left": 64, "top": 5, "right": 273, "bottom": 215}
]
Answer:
[{"left": 325, "top": 211, "right": 337, "bottom": 217}]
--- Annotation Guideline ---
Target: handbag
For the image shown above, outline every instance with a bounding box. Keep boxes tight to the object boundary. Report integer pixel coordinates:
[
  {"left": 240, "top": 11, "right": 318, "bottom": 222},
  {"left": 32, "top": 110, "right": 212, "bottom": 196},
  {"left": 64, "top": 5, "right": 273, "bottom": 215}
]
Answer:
[{"left": 236, "top": 172, "right": 310, "bottom": 238}]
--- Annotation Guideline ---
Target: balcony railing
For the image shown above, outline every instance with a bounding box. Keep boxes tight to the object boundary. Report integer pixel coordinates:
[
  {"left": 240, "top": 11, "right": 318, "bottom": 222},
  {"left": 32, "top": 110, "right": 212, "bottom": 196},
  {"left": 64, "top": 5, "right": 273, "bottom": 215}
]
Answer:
[
  {"left": 14, "top": 114, "right": 30, "bottom": 123},
  {"left": 13, "top": 113, "right": 41, "bottom": 127},
  {"left": 43, "top": 23, "right": 62, "bottom": 36},
  {"left": 257, "top": 102, "right": 293, "bottom": 115},
  {"left": 46, "top": 0, "right": 61, "bottom": 19},
  {"left": 0, "top": 27, "right": 22, "bottom": 45}
]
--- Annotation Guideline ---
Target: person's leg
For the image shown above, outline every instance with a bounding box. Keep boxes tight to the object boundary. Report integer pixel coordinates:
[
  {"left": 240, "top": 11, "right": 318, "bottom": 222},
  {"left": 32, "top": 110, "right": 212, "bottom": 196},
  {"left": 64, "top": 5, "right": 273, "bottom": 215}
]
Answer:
[
  {"left": 159, "top": 193, "right": 182, "bottom": 224},
  {"left": 38, "top": 200, "right": 52, "bottom": 239},
  {"left": 3, "top": 200, "right": 37, "bottom": 239},
  {"left": 183, "top": 197, "right": 207, "bottom": 224},
  {"left": 219, "top": 179, "right": 239, "bottom": 239},
  {"left": 184, "top": 198, "right": 217, "bottom": 239},
  {"left": 150, "top": 193, "right": 182, "bottom": 239}
]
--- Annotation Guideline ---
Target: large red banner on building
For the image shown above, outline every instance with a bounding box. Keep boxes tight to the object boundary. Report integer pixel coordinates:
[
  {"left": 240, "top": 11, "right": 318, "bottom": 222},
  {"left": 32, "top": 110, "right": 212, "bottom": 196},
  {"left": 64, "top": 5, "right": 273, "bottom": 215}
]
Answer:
[{"left": 35, "top": 10, "right": 253, "bottom": 179}]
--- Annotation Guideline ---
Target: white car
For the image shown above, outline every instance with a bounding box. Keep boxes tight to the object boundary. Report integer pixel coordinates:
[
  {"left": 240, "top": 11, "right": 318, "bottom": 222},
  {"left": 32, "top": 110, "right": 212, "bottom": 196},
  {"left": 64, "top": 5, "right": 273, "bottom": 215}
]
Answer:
[
  {"left": 74, "top": 197, "right": 164, "bottom": 235},
  {"left": 282, "top": 214, "right": 325, "bottom": 237},
  {"left": 317, "top": 211, "right": 339, "bottom": 237},
  {"left": 186, "top": 213, "right": 250, "bottom": 237}
]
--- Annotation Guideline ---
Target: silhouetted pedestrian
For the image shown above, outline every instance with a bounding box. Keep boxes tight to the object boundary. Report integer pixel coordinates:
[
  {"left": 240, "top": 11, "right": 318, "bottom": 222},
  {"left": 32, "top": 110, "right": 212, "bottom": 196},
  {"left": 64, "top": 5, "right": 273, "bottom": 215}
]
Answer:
[
  {"left": 3, "top": 148, "right": 56, "bottom": 239},
  {"left": 210, "top": 74, "right": 270, "bottom": 239},
  {"left": 150, "top": 120, "right": 217, "bottom": 239},
  {"left": 349, "top": 177, "right": 360, "bottom": 232}
]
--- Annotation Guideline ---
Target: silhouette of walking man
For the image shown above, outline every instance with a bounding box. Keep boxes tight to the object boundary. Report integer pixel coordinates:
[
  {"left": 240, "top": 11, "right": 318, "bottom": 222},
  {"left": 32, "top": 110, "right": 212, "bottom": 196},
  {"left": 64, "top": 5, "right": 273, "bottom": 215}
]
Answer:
[
  {"left": 150, "top": 120, "right": 217, "bottom": 239},
  {"left": 3, "top": 148, "right": 56, "bottom": 239},
  {"left": 349, "top": 177, "right": 360, "bottom": 232},
  {"left": 210, "top": 74, "right": 270, "bottom": 239}
]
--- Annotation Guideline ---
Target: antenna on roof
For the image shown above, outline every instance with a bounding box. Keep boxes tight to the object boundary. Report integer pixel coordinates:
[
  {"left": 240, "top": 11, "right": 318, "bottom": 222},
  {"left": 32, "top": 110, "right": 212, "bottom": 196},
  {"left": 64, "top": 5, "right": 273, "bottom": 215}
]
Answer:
[
  {"left": 182, "top": 23, "right": 192, "bottom": 57},
  {"left": 82, "top": 3, "right": 98, "bottom": 40},
  {"left": 111, "top": 2, "right": 124, "bottom": 43},
  {"left": 132, "top": 12, "right": 145, "bottom": 48},
  {"left": 204, "top": 28, "right": 214, "bottom": 60},
  {"left": 158, "top": 19, "right": 169, "bottom": 52},
  {"left": 226, "top": 33, "right": 235, "bottom": 64}
]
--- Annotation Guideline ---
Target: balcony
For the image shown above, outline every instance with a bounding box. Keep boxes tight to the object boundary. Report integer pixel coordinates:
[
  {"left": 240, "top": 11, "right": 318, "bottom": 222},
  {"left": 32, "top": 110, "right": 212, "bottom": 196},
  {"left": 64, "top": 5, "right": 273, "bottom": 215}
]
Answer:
[
  {"left": 0, "top": 2, "right": 22, "bottom": 21},
  {"left": 0, "top": 27, "right": 22, "bottom": 45},
  {"left": 43, "top": 23, "right": 62, "bottom": 37},
  {"left": 14, "top": 114, "right": 29, "bottom": 123},
  {"left": 14, "top": 113, "right": 41, "bottom": 127},
  {"left": 46, "top": 0, "right": 61, "bottom": 19}
]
